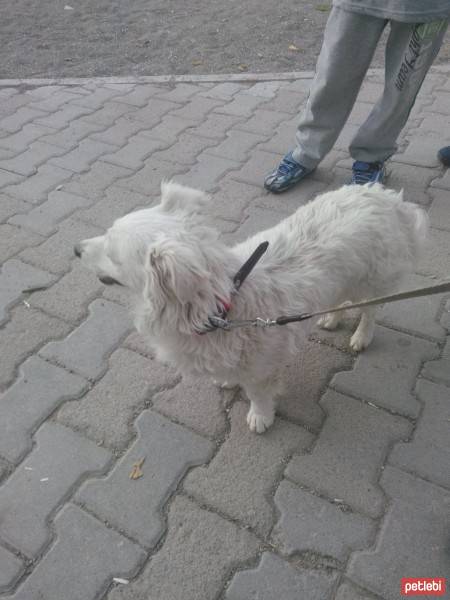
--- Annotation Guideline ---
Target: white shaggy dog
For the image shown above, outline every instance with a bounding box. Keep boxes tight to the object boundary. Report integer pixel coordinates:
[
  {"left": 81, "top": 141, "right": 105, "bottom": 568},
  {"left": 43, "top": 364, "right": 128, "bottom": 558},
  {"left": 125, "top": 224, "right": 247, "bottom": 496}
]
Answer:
[{"left": 75, "top": 181, "right": 428, "bottom": 433}]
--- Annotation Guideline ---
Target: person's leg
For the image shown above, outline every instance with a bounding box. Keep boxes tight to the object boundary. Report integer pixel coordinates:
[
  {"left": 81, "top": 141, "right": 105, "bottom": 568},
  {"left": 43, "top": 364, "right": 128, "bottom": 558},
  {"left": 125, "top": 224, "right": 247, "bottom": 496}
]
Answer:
[
  {"left": 264, "top": 7, "right": 386, "bottom": 193},
  {"left": 293, "top": 8, "right": 387, "bottom": 169},
  {"left": 350, "top": 20, "right": 448, "bottom": 165}
]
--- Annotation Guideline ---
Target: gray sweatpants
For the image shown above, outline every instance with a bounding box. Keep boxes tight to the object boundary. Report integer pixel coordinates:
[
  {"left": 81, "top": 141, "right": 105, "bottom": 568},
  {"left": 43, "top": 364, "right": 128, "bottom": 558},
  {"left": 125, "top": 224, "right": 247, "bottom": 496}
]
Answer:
[{"left": 291, "top": 7, "right": 448, "bottom": 168}]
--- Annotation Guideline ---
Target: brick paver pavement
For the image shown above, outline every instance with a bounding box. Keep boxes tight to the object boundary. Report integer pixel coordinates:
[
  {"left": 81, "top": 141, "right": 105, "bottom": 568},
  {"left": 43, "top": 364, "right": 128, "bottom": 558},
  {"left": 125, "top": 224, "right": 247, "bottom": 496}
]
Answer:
[{"left": 0, "top": 69, "right": 449, "bottom": 600}]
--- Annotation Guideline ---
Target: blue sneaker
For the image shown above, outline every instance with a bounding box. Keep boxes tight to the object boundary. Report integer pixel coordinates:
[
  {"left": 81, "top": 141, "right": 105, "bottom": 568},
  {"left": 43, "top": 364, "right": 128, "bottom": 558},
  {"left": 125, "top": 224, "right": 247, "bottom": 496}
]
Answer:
[
  {"left": 438, "top": 146, "right": 450, "bottom": 167},
  {"left": 264, "top": 151, "right": 314, "bottom": 193},
  {"left": 351, "top": 161, "right": 385, "bottom": 185}
]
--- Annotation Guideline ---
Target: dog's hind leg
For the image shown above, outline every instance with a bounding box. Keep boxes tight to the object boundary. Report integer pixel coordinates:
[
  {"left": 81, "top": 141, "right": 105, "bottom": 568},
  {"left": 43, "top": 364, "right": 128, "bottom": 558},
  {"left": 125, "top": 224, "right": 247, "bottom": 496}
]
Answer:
[{"left": 350, "top": 306, "right": 376, "bottom": 351}]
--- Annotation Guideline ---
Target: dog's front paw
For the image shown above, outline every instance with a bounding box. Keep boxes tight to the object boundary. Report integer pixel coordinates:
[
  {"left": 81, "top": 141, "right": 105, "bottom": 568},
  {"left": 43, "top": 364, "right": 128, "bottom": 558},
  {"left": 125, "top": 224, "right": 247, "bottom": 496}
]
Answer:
[
  {"left": 349, "top": 329, "right": 373, "bottom": 352},
  {"left": 246, "top": 407, "right": 275, "bottom": 434}
]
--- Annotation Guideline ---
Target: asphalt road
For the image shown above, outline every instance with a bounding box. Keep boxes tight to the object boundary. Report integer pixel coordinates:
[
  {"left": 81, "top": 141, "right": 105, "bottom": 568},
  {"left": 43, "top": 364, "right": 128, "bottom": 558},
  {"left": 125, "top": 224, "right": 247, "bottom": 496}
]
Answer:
[{"left": 2, "top": 1, "right": 449, "bottom": 79}]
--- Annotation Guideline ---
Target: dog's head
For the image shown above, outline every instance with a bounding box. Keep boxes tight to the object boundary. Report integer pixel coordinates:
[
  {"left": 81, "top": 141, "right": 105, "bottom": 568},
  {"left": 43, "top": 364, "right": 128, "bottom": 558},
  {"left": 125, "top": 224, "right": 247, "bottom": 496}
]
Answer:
[{"left": 75, "top": 181, "right": 231, "bottom": 319}]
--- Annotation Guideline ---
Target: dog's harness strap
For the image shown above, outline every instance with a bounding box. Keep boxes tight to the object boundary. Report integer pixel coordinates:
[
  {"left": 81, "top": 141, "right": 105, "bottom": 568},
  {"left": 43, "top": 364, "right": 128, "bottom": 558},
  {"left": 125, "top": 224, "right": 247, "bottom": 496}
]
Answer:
[
  {"left": 209, "top": 280, "right": 450, "bottom": 331},
  {"left": 232, "top": 241, "right": 269, "bottom": 291}
]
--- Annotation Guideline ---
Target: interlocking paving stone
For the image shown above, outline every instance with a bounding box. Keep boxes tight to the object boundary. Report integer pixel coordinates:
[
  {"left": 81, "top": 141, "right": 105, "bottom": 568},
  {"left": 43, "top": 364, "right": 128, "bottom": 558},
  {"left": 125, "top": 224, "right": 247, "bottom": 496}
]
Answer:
[
  {"left": 0, "top": 305, "right": 71, "bottom": 392},
  {"left": 101, "top": 134, "right": 167, "bottom": 170},
  {"left": 223, "top": 205, "right": 284, "bottom": 245},
  {"left": 184, "top": 402, "right": 313, "bottom": 536},
  {"left": 271, "top": 481, "right": 375, "bottom": 562},
  {"left": 244, "top": 81, "right": 286, "bottom": 99},
  {"left": 35, "top": 104, "right": 94, "bottom": 129},
  {"left": 77, "top": 410, "right": 214, "bottom": 547},
  {"left": 3, "top": 504, "right": 145, "bottom": 600},
  {"left": 20, "top": 217, "right": 102, "bottom": 274},
  {"left": 335, "top": 581, "right": 383, "bottom": 600},
  {"left": 252, "top": 177, "right": 327, "bottom": 214},
  {"left": 27, "top": 89, "right": 85, "bottom": 113},
  {"left": 431, "top": 168, "right": 450, "bottom": 191},
  {"left": 200, "top": 81, "right": 247, "bottom": 100},
  {"left": 206, "top": 129, "right": 267, "bottom": 162},
  {"left": 40, "top": 117, "right": 107, "bottom": 149},
  {"left": 189, "top": 113, "right": 244, "bottom": 140},
  {"left": 0, "top": 356, "right": 87, "bottom": 464},
  {"left": 70, "top": 86, "right": 129, "bottom": 109},
  {"left": 279, "top": 337, "right": 353, "bottom": 430},
  {"left": 152, "top": 375, "right": 230, "bottom": 438},
  {"left": 171, "top": 96, "right": 225, "bottom": 122},
  {"left": 28, "top": 260, "right": 103, "bottom": 323},
  {"left": 0, "top": 107, "right": 47, "bottom": 133},
  {"left": 113, "top": 84, "right": 164, "bottom": 106},
  {"left": 0, "top": 423, "right": 111, "bottom": 556},
  {"left": 107, "top": 495, "right": 259, "bottom": 600},
  {"left": 394, "top": 134, "right": 442, "bottom": 168},
  {"left": 226, "top": 552, "right": 338, "bottom": 600},
  {"left": 76, "top": 186, "right": 149, "bottom": 228},
  {"left": 153, "top": 132, "right": 218, "bottom": 165},
  {"left": 177, "top": 152, "right": 240, "bottom": 192},
  {"left": 388, "top": 379, "right": 450, "bottom": 488},
  {"left": 140, "top": 113, "right": 197, "bottom": 143},
  {"left": 214, "top": 92, "right": 267, "bottom": 117},
  {"left": 61, "top": 161, "right": 133, "bottom": 200},
  {"left": 0, "top": 123, "right": 55, "bottom": 153},
  {"left": 58, "top": 348, "right": 177, "bottom": 450},
  {"left": 0, "top": 195, "right": 31, "bottom": 223},
  {"left": 0, "top": 141, "right": 66, "bottom": 177},
  {"left": 262, "top": 88, "right": 308, "bottom": 114},
  {"left": 347, "top": 466, "right": 450, "bottom": 600},
  {"left": 422, "top": 336, "right": 450, "bottom": 385},
  {"left": 0, "top": 224, "right": 43, "bottom": 263},
  {"left": 0, "top": 259, "right": 56, "bottom": 325},
  {"left": 116, "top": 158, "right": 187, "bottom": 195},
  {"left": 0, "top": 94, "right": 31, "bottom": 115},
  {"left": 40, "top": 299, "right": 131, "bottom": 380},
  {"left": 0, "top": 546, "right": 23, "bottom": 592},
  {"left": 331, "top": 326, "right": 438, "bottom": 417},
  {"left": 3, "top": 163, "right": 74, "bottom": 204},
  {"left": 234, "top": 107, "right": 290, "bottom": 135},
  {"left": 230, "top": 148, "right": 284, "bottom": 187},
  {"left": 285, "top": 390, "right": 411, "bottom": 518},
  {"left": 9, "top": 190, "right": 91, "bottom": 236},
  {"left": 205, "top": 179, "right": 260, "bottom": 223},
  {"left": 248, "top": 116, "right": 297, "bottom": 155},
  {"left": 376, "top": 274, "right": 447, "bottom": 341},
  {"left": 428, "top": 187, "right": 450, "bottom": 231},
  {"left": 77, "top": 101, "right": 134, "bottom": 128},
  {"left": 0, "top": 168, "right": 24, "bottom": 189},
  {"left": 154, "top": 82, "right": 203, "bottom": 103},
  {"left": 426, "top": 91, "right": 450, "bottom": 115},
  {"left": 49, "top": 138, "right": 118, "bottom": 173},
  {"left": 90, "top": 116, "right": 147, "bottom": 147},
  {"left": 127, "top": 98, "right": 181, "bottom": 125}
]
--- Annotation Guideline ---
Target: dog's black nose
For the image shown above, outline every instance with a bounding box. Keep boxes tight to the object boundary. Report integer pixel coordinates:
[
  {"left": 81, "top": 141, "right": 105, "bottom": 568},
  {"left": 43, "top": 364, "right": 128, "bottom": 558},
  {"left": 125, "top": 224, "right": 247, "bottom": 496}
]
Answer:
[{"left": 74, "top": 243, "right": 82, "bottom": 258}]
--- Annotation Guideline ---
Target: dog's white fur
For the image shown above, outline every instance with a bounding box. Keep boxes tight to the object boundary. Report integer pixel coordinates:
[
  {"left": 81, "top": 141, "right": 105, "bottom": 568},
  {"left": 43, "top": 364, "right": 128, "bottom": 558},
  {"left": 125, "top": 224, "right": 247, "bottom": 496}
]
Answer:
[{"left": 76, "top": 181, "right": 428, "bottom": 433}]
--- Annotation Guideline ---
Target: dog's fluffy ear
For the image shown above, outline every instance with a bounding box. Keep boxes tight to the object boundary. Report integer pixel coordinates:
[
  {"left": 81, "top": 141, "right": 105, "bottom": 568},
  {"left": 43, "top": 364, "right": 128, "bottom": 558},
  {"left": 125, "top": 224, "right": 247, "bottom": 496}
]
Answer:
[
  {"left": 160, "top": 180, "right": 209, "bottom": 215},
  {"left": 146, "top": 237, "right": 209, "bottom": 305}
]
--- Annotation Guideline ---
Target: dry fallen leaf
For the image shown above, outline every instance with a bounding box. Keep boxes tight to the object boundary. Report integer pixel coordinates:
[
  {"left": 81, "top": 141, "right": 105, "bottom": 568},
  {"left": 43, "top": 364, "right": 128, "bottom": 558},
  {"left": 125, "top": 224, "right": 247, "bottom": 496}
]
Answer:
[
  {"left": 238, "top": 63, "right": 248, "bottom": 72},
  {"left": 192, "top": 59, "right": 203, "bottom": 66},
  {"left": 288, "top": 44, "right": 300, "bottom": 51},
  {"left": 129, "top": 457, "right": 145, "bottom": 480},
  {"left": 315, "top": 4, "right": 331, "bottom": 11}
]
